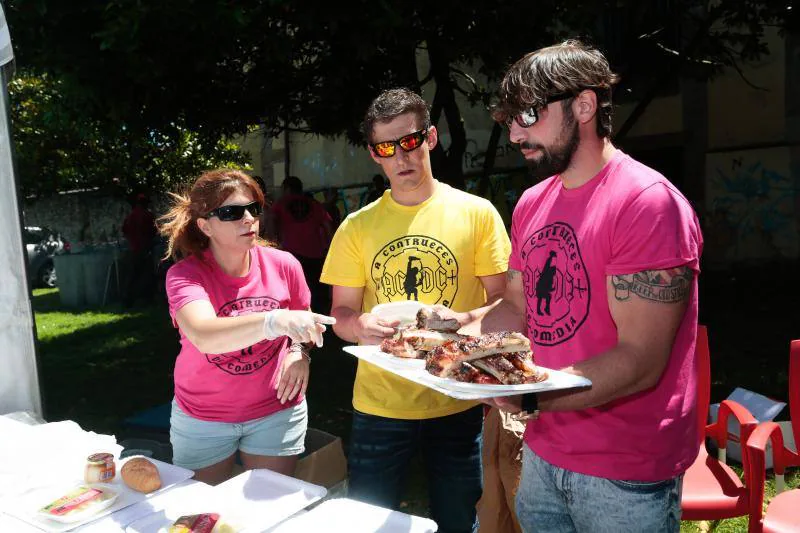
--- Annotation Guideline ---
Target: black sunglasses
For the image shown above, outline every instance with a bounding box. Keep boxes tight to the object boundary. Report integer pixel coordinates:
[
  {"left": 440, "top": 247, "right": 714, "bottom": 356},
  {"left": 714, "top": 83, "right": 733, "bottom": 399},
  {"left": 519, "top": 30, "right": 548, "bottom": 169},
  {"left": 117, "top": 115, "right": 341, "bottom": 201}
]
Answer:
[
  {"left": 370, "top": 127, "right": 429, "bottom": 158},
  {"left": 206, "top": 201, "right": 263, "bottom": 221},
  {"left": 505, "top": 92, "right": 575, "bottom": 128}
]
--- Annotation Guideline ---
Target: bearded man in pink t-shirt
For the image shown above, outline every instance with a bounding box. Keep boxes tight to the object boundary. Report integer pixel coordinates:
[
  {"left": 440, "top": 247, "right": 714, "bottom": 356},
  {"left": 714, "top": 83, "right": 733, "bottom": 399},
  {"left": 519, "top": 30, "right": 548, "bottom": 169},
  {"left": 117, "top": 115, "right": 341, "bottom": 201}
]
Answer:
[{"left": 458, "top": 41, "right": 703, "bottom": 532}]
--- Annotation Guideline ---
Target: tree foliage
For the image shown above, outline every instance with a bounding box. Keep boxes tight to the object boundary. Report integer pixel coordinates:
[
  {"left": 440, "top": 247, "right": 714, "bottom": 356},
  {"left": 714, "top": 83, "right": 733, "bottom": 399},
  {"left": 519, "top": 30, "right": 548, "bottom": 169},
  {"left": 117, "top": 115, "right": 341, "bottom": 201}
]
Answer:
[
  {"left": 9, "top": 71, "right": 250, "bottom": 197},
  {"left": 5, "top": 0, "right": 797, "bottom": 192}
]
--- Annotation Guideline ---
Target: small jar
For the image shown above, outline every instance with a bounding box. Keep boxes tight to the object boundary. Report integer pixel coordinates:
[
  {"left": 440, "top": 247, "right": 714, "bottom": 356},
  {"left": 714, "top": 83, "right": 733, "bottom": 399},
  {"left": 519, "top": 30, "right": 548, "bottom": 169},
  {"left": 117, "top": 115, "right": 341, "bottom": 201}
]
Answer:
[{"left": 84, "top": 452, "right": 116, "bottom": 483}]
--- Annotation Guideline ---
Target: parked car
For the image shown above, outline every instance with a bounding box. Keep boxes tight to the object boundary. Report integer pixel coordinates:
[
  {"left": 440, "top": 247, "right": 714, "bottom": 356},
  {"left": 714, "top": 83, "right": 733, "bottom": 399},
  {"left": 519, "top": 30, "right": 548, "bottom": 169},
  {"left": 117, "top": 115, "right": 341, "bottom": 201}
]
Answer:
[{"left": 23, "top": 226, "right": 70, "bottom": 288}]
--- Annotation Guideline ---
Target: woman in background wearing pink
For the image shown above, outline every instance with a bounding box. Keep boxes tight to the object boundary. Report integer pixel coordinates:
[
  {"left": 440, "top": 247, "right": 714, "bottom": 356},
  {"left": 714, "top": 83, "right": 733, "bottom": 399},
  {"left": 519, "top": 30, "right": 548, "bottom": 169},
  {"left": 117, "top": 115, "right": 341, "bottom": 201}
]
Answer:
[{"left": 159, "top": 169, "right": 335, "bottom": 485}]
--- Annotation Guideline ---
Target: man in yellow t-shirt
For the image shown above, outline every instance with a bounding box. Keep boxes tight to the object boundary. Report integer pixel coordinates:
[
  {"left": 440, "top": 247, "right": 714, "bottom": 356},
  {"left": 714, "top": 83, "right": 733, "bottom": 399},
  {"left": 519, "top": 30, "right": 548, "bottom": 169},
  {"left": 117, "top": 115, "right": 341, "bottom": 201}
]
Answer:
[{"left": 321, "top": 88, "right": 511, "bottom": 533}]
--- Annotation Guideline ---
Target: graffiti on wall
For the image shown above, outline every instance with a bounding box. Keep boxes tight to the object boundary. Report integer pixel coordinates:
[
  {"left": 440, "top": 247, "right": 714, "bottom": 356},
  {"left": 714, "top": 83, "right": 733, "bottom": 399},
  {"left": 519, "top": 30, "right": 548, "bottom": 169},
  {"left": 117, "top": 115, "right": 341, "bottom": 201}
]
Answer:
[
  {"left": 706, "top": 155, "right": 799, "bottom": 262},
  {"left": 463, "top": 138, "right": 521, "bottom": 171}
]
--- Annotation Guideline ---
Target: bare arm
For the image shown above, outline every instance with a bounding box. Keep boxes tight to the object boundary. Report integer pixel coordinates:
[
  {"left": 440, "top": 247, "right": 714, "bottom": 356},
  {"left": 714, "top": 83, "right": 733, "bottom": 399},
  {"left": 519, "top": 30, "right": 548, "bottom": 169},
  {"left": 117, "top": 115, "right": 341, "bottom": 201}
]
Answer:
[
  {"left": 539, "top": 266, "right": 693, "bottom": 412},
  {"left": 458, "top": 269, "right": 527, "bottom": 336},
  {"left": 175, "top": 300, "right": 269, "bottom": 354},
  {"left": 478, "top": 272, "right": 507, "bottom": 305},
  {"left": 330, "top": 285, "right": 397, "bottom": 345}
]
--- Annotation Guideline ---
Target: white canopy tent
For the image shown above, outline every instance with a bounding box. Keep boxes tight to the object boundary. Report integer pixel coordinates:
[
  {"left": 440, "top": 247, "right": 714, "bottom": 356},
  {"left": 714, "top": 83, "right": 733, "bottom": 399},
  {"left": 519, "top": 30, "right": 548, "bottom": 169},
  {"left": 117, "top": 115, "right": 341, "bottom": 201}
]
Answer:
[{"left": 0, "top": 3, "right": 43, "bottom": 417}]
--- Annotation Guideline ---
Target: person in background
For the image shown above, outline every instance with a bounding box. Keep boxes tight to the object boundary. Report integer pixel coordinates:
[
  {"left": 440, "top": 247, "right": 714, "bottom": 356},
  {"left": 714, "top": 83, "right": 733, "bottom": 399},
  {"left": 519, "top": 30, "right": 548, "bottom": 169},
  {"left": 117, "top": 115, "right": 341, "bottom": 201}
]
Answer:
[
  {"left": 122, "top": 192, "right": 157, "bottom": 307},
  {"left": 475, "top": 408, "right": 526, "bottom": 533},
  {"left": 323, "top": 187, "right": 342, "bottom": 230},
  {"left": 366, "top": 173, "right": 387, "bottom": 203},
  {"left": 321, "top": 88, "right": 511, "bottom": 533},
  {"left": 272, "top": 176, "right": 334, "bottom": 312},
  {"left": 158, "top": 168, "right": 335, "bottom": 485}
]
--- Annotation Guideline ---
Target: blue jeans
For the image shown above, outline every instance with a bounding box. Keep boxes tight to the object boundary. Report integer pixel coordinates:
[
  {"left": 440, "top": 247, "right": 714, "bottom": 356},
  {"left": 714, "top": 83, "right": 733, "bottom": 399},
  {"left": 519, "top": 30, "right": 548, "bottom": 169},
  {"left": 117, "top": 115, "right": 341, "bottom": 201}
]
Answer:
[
  {"left": 348, "top": 406, "right": 483, "bottom": 533},
  {"left": 515, "top": 446, "right": 683, "bottom": 533}
]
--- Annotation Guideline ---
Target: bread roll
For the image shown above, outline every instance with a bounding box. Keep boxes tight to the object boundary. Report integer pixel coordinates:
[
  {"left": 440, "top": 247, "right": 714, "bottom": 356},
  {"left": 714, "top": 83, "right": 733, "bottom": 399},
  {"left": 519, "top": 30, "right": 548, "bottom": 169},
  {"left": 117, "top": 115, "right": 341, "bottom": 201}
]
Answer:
[{"left": 121, "top": 457, "right": 162, "bottom": 493}]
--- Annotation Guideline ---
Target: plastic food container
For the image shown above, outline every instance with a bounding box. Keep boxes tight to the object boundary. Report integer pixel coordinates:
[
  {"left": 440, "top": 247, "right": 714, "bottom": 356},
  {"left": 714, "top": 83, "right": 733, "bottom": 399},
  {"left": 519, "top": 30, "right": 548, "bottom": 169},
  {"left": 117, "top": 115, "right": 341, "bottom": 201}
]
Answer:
[{"left": 36, "top": 483, "right": 120, "bottom": 523}]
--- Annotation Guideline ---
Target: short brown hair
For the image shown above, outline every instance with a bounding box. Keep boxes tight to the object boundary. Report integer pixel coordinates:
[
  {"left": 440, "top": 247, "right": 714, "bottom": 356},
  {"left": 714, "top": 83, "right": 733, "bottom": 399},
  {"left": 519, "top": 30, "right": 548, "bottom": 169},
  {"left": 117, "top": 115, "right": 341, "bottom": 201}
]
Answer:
[
  {"left": 158, "top": 169, "right": 266, "bottom": 261},
  {"left": 362, "top": 88, "right": 431, "bottom": 144},
  {"left": 494, "top": 40, "right": 620, "bottom": 138}
]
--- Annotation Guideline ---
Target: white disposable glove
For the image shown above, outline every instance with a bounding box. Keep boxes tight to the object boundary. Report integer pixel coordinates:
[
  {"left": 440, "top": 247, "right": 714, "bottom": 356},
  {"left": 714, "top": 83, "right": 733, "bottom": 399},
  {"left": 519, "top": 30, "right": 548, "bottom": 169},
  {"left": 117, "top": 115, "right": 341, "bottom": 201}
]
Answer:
[{"left": 263, "top": 309, "right": 337, "bottom": 347}]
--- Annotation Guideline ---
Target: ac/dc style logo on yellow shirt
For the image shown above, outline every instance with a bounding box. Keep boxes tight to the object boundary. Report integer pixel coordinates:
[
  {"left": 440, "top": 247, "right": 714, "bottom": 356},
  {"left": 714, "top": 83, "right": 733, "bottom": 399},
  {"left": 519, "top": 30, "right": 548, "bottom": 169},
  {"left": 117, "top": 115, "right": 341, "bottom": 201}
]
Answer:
[
  {"left": 371, "top": 235, "right": 459, "bottom": 306},
  {"left": 208, "top": 296, "right": 284, "bottom": 375}
]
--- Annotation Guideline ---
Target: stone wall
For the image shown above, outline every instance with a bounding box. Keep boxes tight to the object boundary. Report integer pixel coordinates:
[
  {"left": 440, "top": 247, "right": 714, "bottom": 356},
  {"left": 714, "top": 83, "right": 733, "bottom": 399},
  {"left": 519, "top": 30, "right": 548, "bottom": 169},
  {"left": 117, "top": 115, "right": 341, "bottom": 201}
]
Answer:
[{"left": 21, "top": 190, "right": 170, "bottom": 248}]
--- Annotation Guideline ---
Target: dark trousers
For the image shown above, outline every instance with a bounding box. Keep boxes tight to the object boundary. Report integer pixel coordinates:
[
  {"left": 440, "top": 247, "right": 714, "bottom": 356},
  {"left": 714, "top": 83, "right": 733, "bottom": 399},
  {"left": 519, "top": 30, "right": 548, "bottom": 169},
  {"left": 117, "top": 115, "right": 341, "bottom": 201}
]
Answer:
[
  {"left": 294, "top": 254, "right": 328, "bottom": 314},
  {"left": 348, "top": 406, "right": 484, "bottom": 533},
  {"left": 123, "top": 250, "right": 155, "bottom": 306}
]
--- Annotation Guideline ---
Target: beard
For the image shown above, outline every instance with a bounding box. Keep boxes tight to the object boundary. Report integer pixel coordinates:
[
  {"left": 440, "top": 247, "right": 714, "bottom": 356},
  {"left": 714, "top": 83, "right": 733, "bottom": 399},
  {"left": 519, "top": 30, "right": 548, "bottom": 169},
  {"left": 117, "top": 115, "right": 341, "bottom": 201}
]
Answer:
[{"left": 523, "top": 109, "right": 580, "bottom": 181}]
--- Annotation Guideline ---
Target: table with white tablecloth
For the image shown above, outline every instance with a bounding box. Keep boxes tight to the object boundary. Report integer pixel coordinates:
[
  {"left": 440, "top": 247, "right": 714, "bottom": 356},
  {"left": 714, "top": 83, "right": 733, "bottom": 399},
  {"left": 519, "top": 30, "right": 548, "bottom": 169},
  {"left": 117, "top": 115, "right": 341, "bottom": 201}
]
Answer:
[{"left": 0, "top": 414, "right": 438, "bottom": 532}]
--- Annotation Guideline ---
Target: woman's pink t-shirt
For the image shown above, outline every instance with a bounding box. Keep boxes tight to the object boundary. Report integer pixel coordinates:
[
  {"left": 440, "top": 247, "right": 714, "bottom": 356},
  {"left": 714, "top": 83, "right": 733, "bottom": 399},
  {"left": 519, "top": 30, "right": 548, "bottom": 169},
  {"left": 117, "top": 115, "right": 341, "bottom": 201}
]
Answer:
[
  {"left": 510, "top": 151, "right": 703, "bottom": 481},
  {"left": 166, "top": 246, "right": 310, "bottom": 422}
]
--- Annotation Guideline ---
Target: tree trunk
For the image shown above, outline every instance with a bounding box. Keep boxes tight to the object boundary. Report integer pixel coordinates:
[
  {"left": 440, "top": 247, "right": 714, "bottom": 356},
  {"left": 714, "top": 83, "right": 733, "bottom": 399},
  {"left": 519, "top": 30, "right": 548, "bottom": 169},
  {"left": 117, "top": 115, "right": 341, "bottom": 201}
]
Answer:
[
  {"left": 427, "top": 40, "right": 466, "bottom": 190},
  {"left": 477, "top": 122, "right": 502, "bottom": 198}
]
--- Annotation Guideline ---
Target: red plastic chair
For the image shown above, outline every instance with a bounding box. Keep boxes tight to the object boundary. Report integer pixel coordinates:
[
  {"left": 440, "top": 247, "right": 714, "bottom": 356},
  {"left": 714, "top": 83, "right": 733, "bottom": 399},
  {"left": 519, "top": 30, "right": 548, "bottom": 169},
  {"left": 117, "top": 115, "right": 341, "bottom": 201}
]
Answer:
[
  {"left": 681, "top": 325, "right": 760, "bottom": 522},
  {"left": 746, "top": 340, "right": 800, "bottom": 533}
]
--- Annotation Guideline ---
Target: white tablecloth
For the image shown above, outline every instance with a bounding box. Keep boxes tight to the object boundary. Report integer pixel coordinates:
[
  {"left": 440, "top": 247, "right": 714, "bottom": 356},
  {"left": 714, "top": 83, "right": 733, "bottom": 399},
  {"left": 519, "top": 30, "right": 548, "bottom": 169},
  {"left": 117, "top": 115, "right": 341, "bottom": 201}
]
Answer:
[{"left": 0, "top": 414, "right": 436, "bottom": 532}]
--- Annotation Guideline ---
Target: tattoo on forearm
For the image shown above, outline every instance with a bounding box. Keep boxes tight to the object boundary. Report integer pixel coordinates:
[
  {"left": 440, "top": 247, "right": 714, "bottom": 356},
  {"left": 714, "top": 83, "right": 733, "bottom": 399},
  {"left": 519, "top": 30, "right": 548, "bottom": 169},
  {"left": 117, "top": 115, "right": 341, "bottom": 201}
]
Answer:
[
  {"left": 507, "top": 269, "right": 521, "bottom": 281},
  {"left": 612, "top": 267, "right": 693, "bottom": 303}
]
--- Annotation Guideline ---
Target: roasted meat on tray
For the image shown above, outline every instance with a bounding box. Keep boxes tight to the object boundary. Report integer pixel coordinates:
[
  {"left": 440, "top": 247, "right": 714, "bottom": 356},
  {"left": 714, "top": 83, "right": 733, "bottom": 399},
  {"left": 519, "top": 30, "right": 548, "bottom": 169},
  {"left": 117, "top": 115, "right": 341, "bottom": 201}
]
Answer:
[
  {"left": 380, "top": 328, "right": 467, "bottom": 358},
  {"left": 424, "top": 331, "right": 546, "bottom": 385},
  {"left": 378, "top": 306, "right": 547, "bottom": 385}
]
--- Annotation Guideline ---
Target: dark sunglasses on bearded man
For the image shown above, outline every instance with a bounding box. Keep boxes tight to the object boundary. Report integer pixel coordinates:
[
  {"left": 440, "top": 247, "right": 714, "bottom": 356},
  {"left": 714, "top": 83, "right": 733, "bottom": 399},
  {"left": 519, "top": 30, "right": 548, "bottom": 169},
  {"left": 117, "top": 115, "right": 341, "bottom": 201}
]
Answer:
[
  {"left": 504, "top": 92, "right": 575, "bottom": 129},
  {"left": 370, "top": 127, "right": 430, "bottom": 158},
  {"left": 205, "top": 201, "right": 263, "bottom": 221}
]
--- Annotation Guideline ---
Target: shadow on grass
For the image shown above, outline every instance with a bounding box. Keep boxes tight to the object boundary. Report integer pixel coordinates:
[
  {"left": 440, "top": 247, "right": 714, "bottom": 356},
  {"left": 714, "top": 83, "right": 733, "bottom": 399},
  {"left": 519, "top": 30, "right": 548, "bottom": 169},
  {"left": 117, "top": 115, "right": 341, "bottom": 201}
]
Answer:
[{"left": 35, "top": 300, "right": 178, "bottom": 435}]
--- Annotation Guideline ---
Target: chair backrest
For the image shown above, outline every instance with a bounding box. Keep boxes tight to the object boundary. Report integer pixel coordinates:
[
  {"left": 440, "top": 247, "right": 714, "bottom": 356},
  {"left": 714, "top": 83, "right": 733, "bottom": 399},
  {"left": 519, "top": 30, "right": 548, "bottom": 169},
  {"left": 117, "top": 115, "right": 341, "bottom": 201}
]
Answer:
[
  {"left": 790, "top": 340, "right": 800, "bottom": 451},
  {"left": 696, "top": 325, "right": 711, "bottom": 446}
]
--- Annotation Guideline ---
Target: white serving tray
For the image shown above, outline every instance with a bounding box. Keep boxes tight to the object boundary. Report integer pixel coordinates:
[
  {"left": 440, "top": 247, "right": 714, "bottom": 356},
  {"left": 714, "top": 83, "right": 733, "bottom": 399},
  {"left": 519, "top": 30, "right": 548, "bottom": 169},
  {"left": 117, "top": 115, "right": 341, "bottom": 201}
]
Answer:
[
  {"left": 3, "top": 456, "right": 193, "bottom": 532},
  {"left": 126, "top": 469, "right": 326, "bottom": 533},
  {"left": 265, "top": 498, "right": 438, "bottom": 533},
  {"left": 343, "top": 345, "right": 591, "bottom": 400}
]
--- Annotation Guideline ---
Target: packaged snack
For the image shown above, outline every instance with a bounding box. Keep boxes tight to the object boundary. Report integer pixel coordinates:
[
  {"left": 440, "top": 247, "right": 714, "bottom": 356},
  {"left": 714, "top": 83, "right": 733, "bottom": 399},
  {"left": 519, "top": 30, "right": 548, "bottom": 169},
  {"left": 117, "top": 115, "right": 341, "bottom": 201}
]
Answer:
[
  {"left": 37, "top": 484, "right": 119, "bottom": 523},
  {"left": 165, "top": 513, "right": 239, "bottom": 533}
]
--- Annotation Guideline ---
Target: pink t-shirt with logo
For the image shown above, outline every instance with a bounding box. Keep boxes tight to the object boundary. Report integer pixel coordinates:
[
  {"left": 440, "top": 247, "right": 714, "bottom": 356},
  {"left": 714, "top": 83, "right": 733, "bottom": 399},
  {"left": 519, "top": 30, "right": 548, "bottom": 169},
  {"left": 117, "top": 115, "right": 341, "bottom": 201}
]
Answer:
[
  {"left": 510, "top": 151, "right": 703, "bottom": 481},
  {"left": 166, "top": 246, "right": 311, "bottom": 423}
]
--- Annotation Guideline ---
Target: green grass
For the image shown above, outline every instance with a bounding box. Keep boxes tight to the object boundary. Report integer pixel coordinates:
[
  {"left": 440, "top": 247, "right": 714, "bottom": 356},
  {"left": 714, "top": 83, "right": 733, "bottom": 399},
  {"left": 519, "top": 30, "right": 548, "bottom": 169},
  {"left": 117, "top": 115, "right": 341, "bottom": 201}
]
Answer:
[
  {"left": 30, "top": 261, "right": 800, "bottom": 531},
  {"left": 32, "top": 288, "right": 179, "bottom": 434}
]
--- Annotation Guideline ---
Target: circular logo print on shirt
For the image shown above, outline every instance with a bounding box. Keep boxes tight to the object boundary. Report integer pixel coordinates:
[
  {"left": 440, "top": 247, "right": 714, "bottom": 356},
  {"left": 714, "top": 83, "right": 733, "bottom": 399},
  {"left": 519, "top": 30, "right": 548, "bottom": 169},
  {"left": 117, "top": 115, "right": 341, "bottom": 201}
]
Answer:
[
  {"left": 207, "top": 296, "right": 284, "bottom": 375},
  {"left": 370, "top": 235, "right": 459, "bottom": 306},
  {"left": 520, "top": 222, "right": 590, "bottom": 346}
]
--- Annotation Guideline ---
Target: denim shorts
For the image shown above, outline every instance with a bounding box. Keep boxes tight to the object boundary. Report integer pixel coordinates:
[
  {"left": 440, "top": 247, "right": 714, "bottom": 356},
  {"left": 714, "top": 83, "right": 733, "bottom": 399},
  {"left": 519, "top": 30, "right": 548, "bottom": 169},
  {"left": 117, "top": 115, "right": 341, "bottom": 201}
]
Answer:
[
  {"left": 170, "top": 399, "right": 308, "bottom": 471},
  {"left": 515, "top": 446, "right": 683, "bottom": 533}
]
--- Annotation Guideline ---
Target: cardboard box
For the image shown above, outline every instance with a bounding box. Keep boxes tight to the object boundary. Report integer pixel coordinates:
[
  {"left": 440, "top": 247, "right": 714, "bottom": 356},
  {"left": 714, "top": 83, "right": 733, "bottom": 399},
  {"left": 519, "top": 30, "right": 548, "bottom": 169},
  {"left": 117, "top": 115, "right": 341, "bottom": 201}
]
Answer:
[
  {"left": 708, "top": 387, "right": 795, "bottom": 469},
  {"left": 294, "top": 428, "right": 348, "bottom": 489}
]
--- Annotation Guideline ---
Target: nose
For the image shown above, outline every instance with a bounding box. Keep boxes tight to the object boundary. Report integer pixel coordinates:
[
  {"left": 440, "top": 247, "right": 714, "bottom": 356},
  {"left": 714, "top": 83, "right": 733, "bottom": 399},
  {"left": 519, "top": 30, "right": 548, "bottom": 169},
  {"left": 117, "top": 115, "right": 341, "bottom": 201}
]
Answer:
[
  {"left": 242, "top": 208, "right": 257, "bottom": 223},
  {"left": 507, "top": 121, "right": 527, "bottom": 145}
]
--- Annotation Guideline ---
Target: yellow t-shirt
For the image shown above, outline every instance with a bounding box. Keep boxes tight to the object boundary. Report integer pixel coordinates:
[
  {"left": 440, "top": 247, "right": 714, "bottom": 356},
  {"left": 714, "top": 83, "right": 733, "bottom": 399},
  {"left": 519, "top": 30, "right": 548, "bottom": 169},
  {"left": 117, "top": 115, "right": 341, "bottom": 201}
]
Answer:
[{"left": 320, "top": 182, "right": 511, "bottom": 419}]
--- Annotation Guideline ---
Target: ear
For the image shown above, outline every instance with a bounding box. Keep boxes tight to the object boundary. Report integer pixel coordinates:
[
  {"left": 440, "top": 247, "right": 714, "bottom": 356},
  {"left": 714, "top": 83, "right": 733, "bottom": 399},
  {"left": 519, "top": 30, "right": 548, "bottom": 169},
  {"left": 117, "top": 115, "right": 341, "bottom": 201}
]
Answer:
[
  {"left": 196, "top": 217, "right": 213, "bottom": 238},
  {"left": 426, "top": 125, "right": 438, "bottom": 151},
  {"left": 368, "top": 145, "right": 383, "bottom": 165},
  {"left": 573, "top": 89, "right": 598, "bottom": 127}
]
